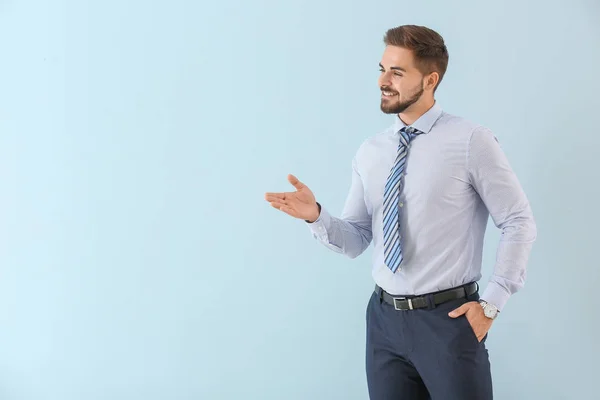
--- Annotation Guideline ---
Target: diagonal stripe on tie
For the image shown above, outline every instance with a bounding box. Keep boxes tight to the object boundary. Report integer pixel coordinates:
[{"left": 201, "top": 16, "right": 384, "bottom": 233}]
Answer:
[{"left": 382, "top": 126, "right": 422, "bottom": 272}]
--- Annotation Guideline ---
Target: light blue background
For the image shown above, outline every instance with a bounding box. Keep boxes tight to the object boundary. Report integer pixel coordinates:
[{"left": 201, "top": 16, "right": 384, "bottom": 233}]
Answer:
[{"left": 1, "top": 0, "right": 598, "bottom": 399}]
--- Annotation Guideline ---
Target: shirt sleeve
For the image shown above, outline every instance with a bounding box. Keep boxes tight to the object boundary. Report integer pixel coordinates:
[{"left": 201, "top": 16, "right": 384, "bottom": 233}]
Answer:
[
  {"left": 306, "top": 156, "right": 373, "bottom": 259},
  {"left": 467, "top": 126, "right": 537, "bottom": 311}
]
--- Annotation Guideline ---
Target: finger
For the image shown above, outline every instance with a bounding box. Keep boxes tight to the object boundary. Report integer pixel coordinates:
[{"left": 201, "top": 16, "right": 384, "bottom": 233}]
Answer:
[
  {"left": 266, "top": 192, "right": 295, "bottom": 199},
  {"left": 269, "top": 200, "right": 295, "bottom": 212},
  {"left": 448, "top": 303, "right": 470, "bottom": 318},
  {"left": 270, "top": 202, "right": 298, "bottom": 218},
  {"left": 265, "top": 192, "right": 285, "bottom": 200},
  {"left": 265, "top": 194, "right": 294, "bottom": 204},
  {"left": 269, "top": 200, "right": 287, "bottom": 209},
  {"left": 287, "top": 174, "right": 305, "bottom": 190}
]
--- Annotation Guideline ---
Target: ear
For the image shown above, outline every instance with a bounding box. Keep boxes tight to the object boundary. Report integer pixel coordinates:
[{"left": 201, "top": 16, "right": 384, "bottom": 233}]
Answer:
[{"left": 424, "top": 72, "right": 439, "bottom": 91}]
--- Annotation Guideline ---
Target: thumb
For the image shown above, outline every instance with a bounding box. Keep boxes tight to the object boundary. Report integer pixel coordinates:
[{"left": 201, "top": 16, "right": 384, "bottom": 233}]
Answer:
[
  {"left": 287, "top": 174, "right": 305, "bottom": 190},
  {"left": 448, "top": 303, "right": 470, "bottom": 318}
]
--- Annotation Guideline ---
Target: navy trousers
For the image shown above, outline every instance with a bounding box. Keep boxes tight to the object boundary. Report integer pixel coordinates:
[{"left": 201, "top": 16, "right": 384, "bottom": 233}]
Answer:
[{"left": 365, "top": 287, "right": 493, "bottom": 399}]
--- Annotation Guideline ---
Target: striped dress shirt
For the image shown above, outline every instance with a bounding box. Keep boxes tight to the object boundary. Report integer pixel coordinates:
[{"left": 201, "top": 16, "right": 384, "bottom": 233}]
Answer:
[{"left": 307, "top": 102, "right": 537, "bottom": 311}]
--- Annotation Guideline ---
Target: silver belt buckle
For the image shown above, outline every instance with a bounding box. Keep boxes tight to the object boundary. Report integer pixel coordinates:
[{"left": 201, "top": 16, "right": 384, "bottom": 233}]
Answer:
[{"left": 393, "top": 297, "right": 413, "bottom": 311}]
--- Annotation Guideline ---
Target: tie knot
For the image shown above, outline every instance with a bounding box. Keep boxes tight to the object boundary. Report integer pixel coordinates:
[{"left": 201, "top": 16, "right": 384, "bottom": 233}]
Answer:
[
  {"left": 402, "top": 126, "right": 420, "bottom": 135},
  {"left": 399, "top": 126, "right": 422, "bottom": 145}
]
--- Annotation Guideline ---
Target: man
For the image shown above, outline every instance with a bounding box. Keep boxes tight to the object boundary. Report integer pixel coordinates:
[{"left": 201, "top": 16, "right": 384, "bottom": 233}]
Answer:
[{"left": 264, "top": 24, "right": 536, "bottom": 399}]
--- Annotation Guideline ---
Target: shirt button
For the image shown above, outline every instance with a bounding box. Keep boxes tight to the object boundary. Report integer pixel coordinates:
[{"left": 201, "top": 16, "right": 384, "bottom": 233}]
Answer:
[{"left": 399, "top": 202, "right": 404, "bottom": 207}]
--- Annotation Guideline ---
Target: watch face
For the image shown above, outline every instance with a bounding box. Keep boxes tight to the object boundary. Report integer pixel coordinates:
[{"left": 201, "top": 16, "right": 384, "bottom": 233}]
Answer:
[{"left": 484, "top": 306, "right": 497, "bottom": 318}]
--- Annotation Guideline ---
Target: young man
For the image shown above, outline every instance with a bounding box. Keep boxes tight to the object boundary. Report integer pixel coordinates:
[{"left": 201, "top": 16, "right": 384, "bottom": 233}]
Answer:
[{"left": 265, "top": 25, "right": 536, "bottom": 399}]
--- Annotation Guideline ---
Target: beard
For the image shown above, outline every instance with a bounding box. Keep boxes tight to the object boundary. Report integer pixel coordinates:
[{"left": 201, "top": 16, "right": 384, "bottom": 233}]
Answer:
[{"left": 380, "top": 82, "right": 424, "bottom": 114}]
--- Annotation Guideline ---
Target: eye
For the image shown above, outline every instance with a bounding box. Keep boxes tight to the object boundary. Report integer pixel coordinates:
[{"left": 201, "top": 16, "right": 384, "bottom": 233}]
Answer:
[{"left": 394, "top": 72, "right": 403, "bottom": 77}]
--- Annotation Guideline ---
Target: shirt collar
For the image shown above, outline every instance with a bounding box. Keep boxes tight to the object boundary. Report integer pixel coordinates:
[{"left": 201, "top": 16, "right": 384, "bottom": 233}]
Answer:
[{"left": 393, "top": 102, "right": 444, "bottom": 135}]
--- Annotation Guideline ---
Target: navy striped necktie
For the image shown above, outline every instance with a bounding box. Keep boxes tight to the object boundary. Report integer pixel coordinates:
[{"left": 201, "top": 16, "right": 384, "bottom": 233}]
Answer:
[{"left": 383, "top": 126, "right": 423, "bottom": 272}]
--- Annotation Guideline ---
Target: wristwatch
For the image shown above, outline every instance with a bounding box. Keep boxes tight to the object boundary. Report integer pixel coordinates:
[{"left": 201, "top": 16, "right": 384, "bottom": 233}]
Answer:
[{"left": 479, "top": 300, "right": 499, "bottom": 320}]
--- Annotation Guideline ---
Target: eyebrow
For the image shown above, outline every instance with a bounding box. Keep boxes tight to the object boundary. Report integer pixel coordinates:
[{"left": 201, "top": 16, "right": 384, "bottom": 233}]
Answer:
[{"left": 379, "top": 63, "right": 406, "bottom": 72}]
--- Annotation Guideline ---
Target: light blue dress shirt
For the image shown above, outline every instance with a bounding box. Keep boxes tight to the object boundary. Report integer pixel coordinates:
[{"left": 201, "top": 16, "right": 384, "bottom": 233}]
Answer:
[{"left": 307, "top": 102, "right": 536, "bottom": 311}]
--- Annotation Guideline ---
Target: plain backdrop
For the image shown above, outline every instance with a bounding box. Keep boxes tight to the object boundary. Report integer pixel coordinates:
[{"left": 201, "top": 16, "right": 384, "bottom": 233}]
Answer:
[{"left": 1, "top": 0, "right": 599, "bottom": 399}]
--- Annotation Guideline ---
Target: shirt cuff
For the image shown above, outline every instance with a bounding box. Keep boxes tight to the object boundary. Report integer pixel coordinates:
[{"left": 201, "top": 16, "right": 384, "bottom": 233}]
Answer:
[
  {"left": 481, "top": 281, "right": 511, "bottom": 312},
  {"left": 306, "top": 205, "right": 332, "bottom": 241}
]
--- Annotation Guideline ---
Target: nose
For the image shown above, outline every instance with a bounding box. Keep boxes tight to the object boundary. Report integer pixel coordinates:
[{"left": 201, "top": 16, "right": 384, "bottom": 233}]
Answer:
[{"left": 378, "top": 71, "right": 392, "bottom": 88}]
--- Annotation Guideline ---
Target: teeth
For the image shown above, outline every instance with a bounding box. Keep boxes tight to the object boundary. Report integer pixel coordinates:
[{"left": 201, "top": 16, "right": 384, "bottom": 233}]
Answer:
[{"left": 383, "top": 91, "right": 396, "bottom": 96}]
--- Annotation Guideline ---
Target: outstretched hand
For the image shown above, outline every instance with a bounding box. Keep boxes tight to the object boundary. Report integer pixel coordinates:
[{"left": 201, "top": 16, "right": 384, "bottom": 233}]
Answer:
[{"left": 264, "top": 174, "right": 320, "bottom": 222}]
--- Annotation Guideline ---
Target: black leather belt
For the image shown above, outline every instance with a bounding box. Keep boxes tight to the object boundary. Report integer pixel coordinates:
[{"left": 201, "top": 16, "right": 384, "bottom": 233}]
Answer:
[{"left": 375, "top": 282, "right": 478, "bottom": 310}]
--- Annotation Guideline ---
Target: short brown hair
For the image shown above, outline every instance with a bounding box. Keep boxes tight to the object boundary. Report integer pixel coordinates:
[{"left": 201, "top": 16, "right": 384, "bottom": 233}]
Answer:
[{"left": 383, "top": 25, "right": 449, "bottom": 90}]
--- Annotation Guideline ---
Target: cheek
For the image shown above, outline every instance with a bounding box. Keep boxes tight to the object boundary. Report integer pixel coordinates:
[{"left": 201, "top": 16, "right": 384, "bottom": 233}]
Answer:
[
  {"left": 392, "top": 82, "right": 405, "bottom": 96},
  {"left": 392, "top": 77, "right": 407, "bottom": 91},
  {"left": 395, "top": 79, "right": 419, "bottom": 96}
]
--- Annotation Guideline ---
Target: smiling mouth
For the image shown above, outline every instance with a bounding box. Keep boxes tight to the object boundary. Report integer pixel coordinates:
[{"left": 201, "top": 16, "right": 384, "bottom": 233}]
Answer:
[{"left": 381, "top": 91, "right": 398, "bottom": 98}]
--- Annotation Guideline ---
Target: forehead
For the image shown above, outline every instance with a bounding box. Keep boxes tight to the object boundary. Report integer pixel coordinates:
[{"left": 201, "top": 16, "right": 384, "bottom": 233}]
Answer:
[{"left": 380, "top": 45, "right": 417, "bottom": 70}]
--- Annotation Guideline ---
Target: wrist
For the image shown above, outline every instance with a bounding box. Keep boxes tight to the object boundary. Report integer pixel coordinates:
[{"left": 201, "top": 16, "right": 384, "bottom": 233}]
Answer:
[
  {"left": 479, "top": 299, "right": 499, "bottom": 320},
  {"left": 305, "top": 202, "right": 321, "bottom": 223}
]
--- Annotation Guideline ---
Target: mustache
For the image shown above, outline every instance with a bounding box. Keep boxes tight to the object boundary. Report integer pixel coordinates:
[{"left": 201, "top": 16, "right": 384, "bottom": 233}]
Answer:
[{"left": 380, "top": 86, "right": 398, "bottom": 95}]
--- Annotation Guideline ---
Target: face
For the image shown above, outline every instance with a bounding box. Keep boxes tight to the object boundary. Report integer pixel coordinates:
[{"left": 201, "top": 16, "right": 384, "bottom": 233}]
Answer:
[{"left": 378, "top": 46, "right": 433, "bottom": 114}]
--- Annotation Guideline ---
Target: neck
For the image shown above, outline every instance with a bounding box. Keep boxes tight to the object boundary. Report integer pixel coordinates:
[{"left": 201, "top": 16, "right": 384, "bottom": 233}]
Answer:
[{"left": 398, "top": 97, "right": 435, "bottom": 126}]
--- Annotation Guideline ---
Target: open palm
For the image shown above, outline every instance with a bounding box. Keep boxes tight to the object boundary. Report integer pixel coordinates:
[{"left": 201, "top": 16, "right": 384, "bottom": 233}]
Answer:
[{"left": 264, "top": 174, "right": 320, "bottom": 222}]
